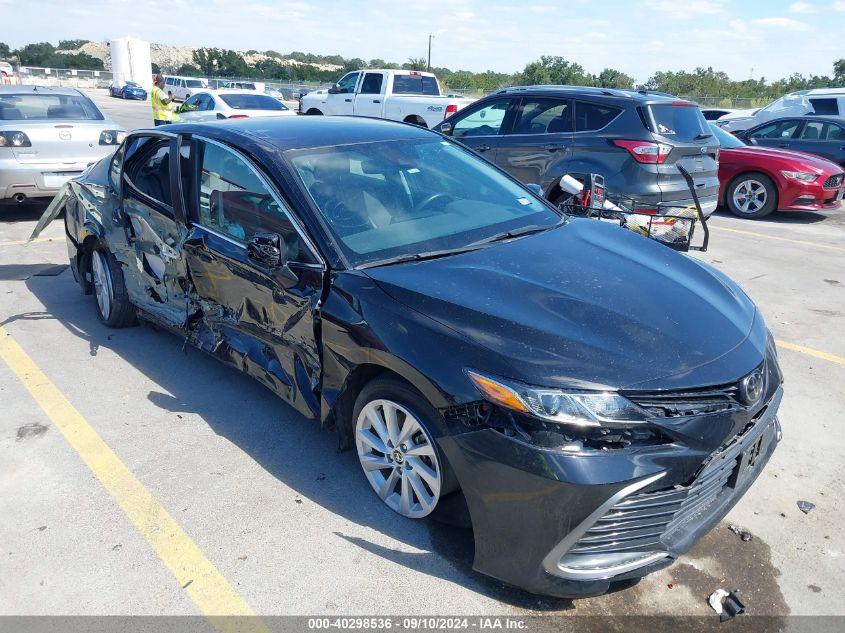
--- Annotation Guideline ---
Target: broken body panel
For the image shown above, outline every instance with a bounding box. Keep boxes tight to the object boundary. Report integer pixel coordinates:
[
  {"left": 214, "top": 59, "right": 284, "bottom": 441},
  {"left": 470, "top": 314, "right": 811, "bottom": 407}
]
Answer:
[{"left": 32, "top": 117, "right": 782, "bottom": 598}]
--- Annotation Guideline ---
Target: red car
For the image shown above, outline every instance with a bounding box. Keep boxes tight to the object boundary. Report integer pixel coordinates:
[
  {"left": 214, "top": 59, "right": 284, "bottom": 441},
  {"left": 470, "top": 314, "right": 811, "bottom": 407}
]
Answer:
[{"left": 711, "top": 124, "right": 845, "bottom": 218}]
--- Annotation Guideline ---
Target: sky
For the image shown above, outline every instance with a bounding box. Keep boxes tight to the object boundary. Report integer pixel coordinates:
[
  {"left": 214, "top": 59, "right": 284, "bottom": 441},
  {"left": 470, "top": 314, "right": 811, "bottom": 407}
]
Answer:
[{"left": 4, "top": 0, "right": 844, "bottom": 82}]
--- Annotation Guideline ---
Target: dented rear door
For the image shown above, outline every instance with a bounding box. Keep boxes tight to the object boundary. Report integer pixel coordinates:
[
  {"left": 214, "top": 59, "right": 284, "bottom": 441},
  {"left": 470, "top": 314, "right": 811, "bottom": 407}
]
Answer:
[{"left": 180, "top": 136, "right": 324, "bottom": 418}]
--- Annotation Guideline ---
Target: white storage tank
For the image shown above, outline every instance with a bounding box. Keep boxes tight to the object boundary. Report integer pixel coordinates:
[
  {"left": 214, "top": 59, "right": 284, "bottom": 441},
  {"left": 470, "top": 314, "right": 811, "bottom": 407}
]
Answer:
[{"left": 109, "top": 37, "right": 152, "bottom": 90}]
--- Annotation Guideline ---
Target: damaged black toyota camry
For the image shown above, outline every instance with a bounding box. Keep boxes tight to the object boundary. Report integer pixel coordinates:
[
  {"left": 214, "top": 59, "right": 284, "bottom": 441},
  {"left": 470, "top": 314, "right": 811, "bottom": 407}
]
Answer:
[{"left": 33, "top": 117, "right": 783, "bottom": 598}]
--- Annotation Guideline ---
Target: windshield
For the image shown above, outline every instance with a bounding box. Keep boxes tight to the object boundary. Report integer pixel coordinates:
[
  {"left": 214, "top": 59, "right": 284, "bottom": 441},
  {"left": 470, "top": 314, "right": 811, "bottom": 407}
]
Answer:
[
  {"left": 186, "top": 79, "right": 206, "bottom": 88},
  {"left": 709, "top": 123, "right": 745, "bottom": 148},
  {"left": 220, "top": 94, "right": 287, "bottom": 110},
  {"left": 645, "top": 104, "right": 708, "bottom": 141},
  {"left": 289, "top": 138, "right": 561, "bottom": 267},
  {"left": 0, "top": 93, "right": 104, "bottom": 120}
]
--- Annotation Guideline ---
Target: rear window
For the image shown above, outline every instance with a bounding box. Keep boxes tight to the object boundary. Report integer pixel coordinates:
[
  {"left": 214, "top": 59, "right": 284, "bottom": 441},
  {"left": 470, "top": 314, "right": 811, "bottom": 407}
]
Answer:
[
  {"left": 220, "top": 94, "right": 288, "bottom": 110},
  {"left": 644, "top": 104, "right": 708, "bottom": 141},
  {"left": 392, "top": 74, "right": 440, "bottom": 96},
  {"left": 0, "top": 93, "right": 104, "bottom": 121},
  {"left": 809, "top": 98, "right": 839, "bottom": 116}
]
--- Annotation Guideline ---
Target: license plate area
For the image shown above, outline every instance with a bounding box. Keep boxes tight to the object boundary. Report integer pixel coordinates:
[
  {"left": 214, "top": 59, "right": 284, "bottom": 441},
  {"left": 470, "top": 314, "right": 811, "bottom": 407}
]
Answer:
[
  {"left": 43, "top": 172, "right": 82, "bottom": 188},
  {"left": 728, "top": 431, "right": 769, "bottom": 489}
]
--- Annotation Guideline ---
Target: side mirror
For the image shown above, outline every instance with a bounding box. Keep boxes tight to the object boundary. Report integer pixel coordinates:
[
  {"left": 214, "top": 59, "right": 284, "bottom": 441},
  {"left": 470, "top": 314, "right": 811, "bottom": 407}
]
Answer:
[
  {"left": 439, "top": 121, "right": 452, "bottom": 136},
  {"left": 247, "top": 232, "right": 284, "bottom": 268},
  {"left": 327, "top": 84, "right": 340, "bottom": 95}
]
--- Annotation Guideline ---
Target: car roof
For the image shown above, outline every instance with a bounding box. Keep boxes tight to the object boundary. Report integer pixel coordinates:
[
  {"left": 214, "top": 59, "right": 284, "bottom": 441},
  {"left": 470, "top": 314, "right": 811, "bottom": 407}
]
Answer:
[
  {"left": 491, "top": 85, "right": 683, "bottom": 103},
  {"left": 166, "top": 115, "right": 435, "bottom": 152},
  {"left": 0, "top": 85, "right": 83, "bottom": 96}
]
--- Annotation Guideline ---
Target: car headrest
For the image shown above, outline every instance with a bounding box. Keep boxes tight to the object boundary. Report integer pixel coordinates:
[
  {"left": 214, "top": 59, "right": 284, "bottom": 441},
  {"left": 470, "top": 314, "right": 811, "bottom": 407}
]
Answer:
[
  {"left": 47, "top": 104, "right": 85, "bottom": 119},
  {"left": 547, "top": 116, "right": 572, "bottom": 134},
  {"left": 313, "top": 154, "right": 351, "bottom": 183},
  {"left": 0, "top": 108, "right": 22, "bottom": 120}
]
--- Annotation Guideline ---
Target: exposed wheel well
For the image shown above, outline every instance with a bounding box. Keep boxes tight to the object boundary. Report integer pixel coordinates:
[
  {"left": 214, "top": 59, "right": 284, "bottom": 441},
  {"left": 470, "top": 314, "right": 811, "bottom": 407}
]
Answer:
[
  {"left": 305, "top": 108, "right": 323, "bottom": 115},
  {"left": 403, "top": 115, "right": 427, "bottom": 127},
  {"left": 330, "top": 364, "right": 422, "bottom": 449},
  {"left": 77, "top": 234, "right": 104, "bottom": 295}
]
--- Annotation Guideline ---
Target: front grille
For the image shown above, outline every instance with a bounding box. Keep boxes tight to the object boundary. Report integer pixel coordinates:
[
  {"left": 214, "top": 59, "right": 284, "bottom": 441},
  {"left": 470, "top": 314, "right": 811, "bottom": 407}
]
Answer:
[
  {"left": 568, "top": 453, "right": 737, "bottom": 557},
  {"left": 626, "top": 384, "right": 741, "bottom": 418},
  {"left": 823, "top": 174, "right": 843, "bottom": 188}
]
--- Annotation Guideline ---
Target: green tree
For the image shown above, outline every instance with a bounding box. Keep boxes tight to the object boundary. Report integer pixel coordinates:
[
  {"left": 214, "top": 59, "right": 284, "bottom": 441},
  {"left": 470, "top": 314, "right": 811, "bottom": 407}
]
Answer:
[
  {"left": 343, "top": 58, "right": 366, "bottom": 72},
  {"left": 57, "top": 39, "right": 90, "bottom": 51},
  {"left": 404, "top": 57, "right": 427, "bottom": 71},
  {"left": 518, "top": 56, "right": 587, "bottom": 86},
  {"left": 596, "top": 68, "right": 635, "bottom": 89},
  {"left": 14, "top": 42, "right": 57, "bottom": 66},
  {"left": 834, "top": 59, "right": 845, "bottom": 86},
  {"left": 0, "top": 42, "right": 11, "bottom": 58},
  {"left": 176, "top": 63, "right": 202, "bottom": 77},
  {"left": 151, "top": 62, "right": 161, "bottom": 74}
]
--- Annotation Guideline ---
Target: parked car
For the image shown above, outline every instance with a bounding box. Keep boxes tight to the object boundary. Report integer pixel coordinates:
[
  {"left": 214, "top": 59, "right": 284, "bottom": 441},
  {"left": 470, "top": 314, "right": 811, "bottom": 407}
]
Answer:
[
  {"left": 0, "top": 86, "right": 123, "bottom": 203},
  {"left": 176, "top": 90, "right": 295, "bottom": 122},
  {"left": 711, "top": 123, "right": 844, "bottom": 218},
  {"left": 222, "top": 80, "right": 263, "bottom": 92},
  {"left": 0, "top": 61, "right": 13, "bottom": 81},
  {"left": 299, "top": 69, "right": 474, "bottom": 128},
  {"left": 34, "top": 116, "right": 782, "bottom": 599},
  {"left": 437, "top": 86, "right": 720, "bottom": 217},
  {"left": 163, "top": 75, "right": 208, "bottom": 101},
  {"left": 736, "top": 115, "right": 845, "bottom": 168},
  {"left": 108, "top": 80, "right": 148, "bottom": 100},
  {"left": 701, "top": 107, "right": 736, "bottom": 121},
  {"left": 716, "top": 88, "right": 845, "bottom": 133}
]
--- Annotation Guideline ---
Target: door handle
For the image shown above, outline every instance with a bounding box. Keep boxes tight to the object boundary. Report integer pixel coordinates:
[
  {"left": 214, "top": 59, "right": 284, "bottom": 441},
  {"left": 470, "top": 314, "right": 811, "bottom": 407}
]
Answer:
[
  {"left": 778, "top": 142, "right": 790, "bottom": 147},
  {"left": 544, "top": 144, "right": 564, "bottom": 152},
  {"left": 344, "top": 98, "right": 352, "bottom": 102},
  {"left": 373, "top": 99, "right": 381, "bottom": 103},
  {"left": 476, "top": 145, "right": 491, "bottom": 152}
]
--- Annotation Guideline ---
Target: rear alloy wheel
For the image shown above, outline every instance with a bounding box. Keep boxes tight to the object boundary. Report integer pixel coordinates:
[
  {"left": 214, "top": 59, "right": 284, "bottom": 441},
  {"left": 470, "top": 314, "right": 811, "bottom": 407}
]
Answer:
[
  {"left": 355, "top": 398, "right": 442, "bottom": 518},
  {"left": 90, "top": 249, "right": 136, "bottom": 328},
  {"left": 727, "top": 173, "right": 776, "bottom": 219}
]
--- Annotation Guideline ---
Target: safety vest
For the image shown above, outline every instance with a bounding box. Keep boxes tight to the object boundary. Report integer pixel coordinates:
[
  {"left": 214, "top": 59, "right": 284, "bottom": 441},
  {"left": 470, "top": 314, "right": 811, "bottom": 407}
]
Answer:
[{"left": 151, "top": 85, "right": 174, "bottom": 122}]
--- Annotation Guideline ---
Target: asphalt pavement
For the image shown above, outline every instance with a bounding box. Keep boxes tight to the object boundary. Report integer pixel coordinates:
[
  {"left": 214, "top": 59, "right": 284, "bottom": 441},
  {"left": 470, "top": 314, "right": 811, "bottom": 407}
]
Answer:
[{"left": 0, "top": 90, "right": 843, "bottom": 624}]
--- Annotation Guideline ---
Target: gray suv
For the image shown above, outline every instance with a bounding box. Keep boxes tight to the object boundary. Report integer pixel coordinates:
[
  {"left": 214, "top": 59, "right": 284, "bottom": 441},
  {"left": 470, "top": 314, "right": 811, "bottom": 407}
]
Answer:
[{"left": 437, "top": 86, "right": 719, "bottom": 216}]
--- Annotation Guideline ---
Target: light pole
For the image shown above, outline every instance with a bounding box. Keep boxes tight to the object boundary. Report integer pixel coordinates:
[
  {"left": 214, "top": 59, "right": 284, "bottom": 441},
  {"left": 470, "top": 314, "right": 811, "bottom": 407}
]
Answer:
[{"left": 427, "top": 34, "right": 433, "bottom": 72}]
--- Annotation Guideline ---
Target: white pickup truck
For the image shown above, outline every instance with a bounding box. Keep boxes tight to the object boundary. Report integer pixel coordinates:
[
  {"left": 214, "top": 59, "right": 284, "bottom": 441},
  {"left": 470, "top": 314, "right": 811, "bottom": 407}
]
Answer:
[{"left": 299, "top": 69, "right": 474, "bottom": 128}]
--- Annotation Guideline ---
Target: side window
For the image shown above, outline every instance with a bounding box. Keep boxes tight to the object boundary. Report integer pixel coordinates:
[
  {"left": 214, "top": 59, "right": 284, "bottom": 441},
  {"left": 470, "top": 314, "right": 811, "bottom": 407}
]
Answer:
[
  {"left": 165, "top": 77, "right": 173, "bottom": 86},
  {"left": 452, "top": 100, "right": 511, "bottom": 139},
  {"left": 511, "top": 98, "right": 571, "bottom": 135},
  {"left": 124, "top": 138, "right": 173, "bottom": 210},
  {"left": 198, "top": 94, "right": 214, "bottom": 111},
  {"left": 109, "top": 140, "right": 126, "bottom": 190},
  {"left": 181, "top": 94, "right": 203, "bottom": 112},
  {"left": 809, "top": 98, "right": 838, "bottom": 116},
  {"left": 336, "top": 72, "right": 359, "bottom": 94},
  {"left": 575, "top": 101, "right": 621, "bottom": 132},
  {"left": 359, "top": 73, "right": 383, "bottom": 95},
  {"left": 828, "top": 124, "right": 845, "bottom": 141},
  {"left": 750, "top": 120, "right": 800, "bottom": 139},
  {"left": 197, "top": 141, "right": 317, "bottom": 264},
  {"left": 800, "top": 121, "right": 825, "bottom": 140}
]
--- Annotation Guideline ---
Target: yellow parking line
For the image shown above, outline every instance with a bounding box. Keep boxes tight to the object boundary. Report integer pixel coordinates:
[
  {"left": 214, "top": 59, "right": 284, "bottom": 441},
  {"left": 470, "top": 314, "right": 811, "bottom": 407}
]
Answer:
[
  {"left": 776, "top": 339, "right": 845, "bottom": 366},
  {"left": 710, "top": 225, "right": 845, "bottom": 253},
  {"left": 0, "top": 325, "right": 268, "bottom": 633},
  {"left": 0, "top": 237, "right": 55, "bottom": 246}
]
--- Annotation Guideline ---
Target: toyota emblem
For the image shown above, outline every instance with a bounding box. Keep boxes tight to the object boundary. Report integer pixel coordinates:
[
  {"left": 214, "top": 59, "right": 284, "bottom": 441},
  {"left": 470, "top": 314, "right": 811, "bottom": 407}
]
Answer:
[{"left": 738, "top": 367, "right": 765, "bottom": 406}]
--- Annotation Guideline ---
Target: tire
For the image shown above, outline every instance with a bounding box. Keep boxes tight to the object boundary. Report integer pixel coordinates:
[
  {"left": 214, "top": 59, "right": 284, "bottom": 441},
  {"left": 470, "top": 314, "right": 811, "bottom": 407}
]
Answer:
[
  {"left": 90, "top": 249, "right": 136, "bottom": 328},
  {"left": 352, "top": 376, "right": 459, "bottom": 519},
  {"left": 305, "top": 108, "right": 323, "bottom": 115},
  {"left": 726, "top": 172, "right": 777, "bottom": 219},
  {"left": 403, "top": 116, "right": 427, "bottom": 128}
]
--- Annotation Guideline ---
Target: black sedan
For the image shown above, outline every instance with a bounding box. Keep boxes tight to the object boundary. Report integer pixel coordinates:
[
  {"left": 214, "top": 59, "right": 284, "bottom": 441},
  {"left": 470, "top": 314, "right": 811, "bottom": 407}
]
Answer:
[
  {"left": 738, "top": 115, "right": 845, "bottom": 167},
  {"left": 108, "top": 80, "right": 148, "bottom": 100},
  {"left": 33, "top": 117, "right": 783, "bottom": 598}
]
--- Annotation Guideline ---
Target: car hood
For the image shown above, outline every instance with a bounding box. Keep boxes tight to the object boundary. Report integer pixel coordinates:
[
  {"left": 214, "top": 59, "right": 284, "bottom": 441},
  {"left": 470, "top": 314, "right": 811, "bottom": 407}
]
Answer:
[
  {"left": 722, "top": 146, "right": 843, "bottom": 172},
  {"left": 364, "top": 220, "right": 758, "bottom": 390},
  {"left": 718, "top": 108, "right": 760, "bottom": 122}
]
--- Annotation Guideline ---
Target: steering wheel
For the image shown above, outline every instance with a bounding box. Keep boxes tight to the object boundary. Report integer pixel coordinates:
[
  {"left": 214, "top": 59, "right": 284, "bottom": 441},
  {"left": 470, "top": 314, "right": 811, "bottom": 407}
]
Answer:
[
  {"left": 416, "top": 193, "right": 454, "bottom": 214},
  {"left": 324, "top": 198, "right": 373, "bottom": 234}
]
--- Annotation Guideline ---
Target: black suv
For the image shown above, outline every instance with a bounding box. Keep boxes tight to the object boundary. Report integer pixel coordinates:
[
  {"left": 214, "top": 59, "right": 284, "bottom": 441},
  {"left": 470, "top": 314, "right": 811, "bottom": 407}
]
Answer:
[{"left": 437, "top": 85, "right": 719, "bottom": 216}]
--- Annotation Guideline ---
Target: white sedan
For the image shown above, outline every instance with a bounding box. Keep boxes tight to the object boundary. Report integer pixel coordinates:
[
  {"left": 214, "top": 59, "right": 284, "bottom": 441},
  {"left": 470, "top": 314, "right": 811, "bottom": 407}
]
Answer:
[{"left": 176, "top": 90, "right": 296, "bottom": 122}]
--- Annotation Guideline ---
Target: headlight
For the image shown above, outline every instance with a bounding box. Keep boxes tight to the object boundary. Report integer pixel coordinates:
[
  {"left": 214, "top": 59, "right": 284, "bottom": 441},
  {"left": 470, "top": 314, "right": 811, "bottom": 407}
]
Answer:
[
  {"left": 0, "top": 131, "right": 32, "bottom": 147},
  {"left": 99, "top": 130, "right": 125, "bottom": 145},
  {"left": 781, "top": 170, "right": 818, "bottom": 182},
  {"left": 467, "top": 370, "right": 647, "bottom": 427}
]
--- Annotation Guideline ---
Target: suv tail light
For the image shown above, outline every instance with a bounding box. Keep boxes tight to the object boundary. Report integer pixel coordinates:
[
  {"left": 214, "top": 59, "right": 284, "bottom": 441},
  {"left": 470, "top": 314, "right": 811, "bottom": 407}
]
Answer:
[
  {"left": 613, "top": 139, "right": 671, "bottom": 164},
  {"left": 444, "top": 104, "right": 459, "bottom": 119}
]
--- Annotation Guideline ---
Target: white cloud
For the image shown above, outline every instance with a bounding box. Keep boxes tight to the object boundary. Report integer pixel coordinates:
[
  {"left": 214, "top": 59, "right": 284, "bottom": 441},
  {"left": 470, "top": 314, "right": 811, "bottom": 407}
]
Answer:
[
  {"left": 752, "top": 16, "right": 812, "bottom": 30},
  {"left": 789, "top": 1, "right": 819, "bottom": 12},
  {"left": 638, "top": 0, "right": 725, "bottom": 18}
]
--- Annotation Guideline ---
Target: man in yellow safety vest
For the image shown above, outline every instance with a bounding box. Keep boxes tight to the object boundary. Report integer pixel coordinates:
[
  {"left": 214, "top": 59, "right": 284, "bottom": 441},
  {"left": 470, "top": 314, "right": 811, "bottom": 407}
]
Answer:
[{"left": 150, "top": 74, "right": 177, "bottom": 125}]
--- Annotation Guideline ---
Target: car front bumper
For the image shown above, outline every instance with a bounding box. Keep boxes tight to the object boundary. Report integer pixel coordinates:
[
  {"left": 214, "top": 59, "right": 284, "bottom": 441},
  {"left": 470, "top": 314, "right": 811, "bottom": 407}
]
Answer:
[
  {"left": 438, "top": 387, "right": 781, "bottom": 598},
  {"left": 782, "top": 185, "right": 845, "bottom": 212},
  {"left": 0, "top": 158, "right": 91, "bottom": 200}
]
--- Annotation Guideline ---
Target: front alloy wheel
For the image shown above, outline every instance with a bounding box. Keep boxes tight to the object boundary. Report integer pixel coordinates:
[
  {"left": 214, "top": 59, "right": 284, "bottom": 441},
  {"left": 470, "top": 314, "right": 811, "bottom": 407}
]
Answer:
[
  {"left": 355, "top": 399, "right": 442, "bottom": 518},
  {"left": 727, "top": 173, "right": 776, "bottom": 218}
]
